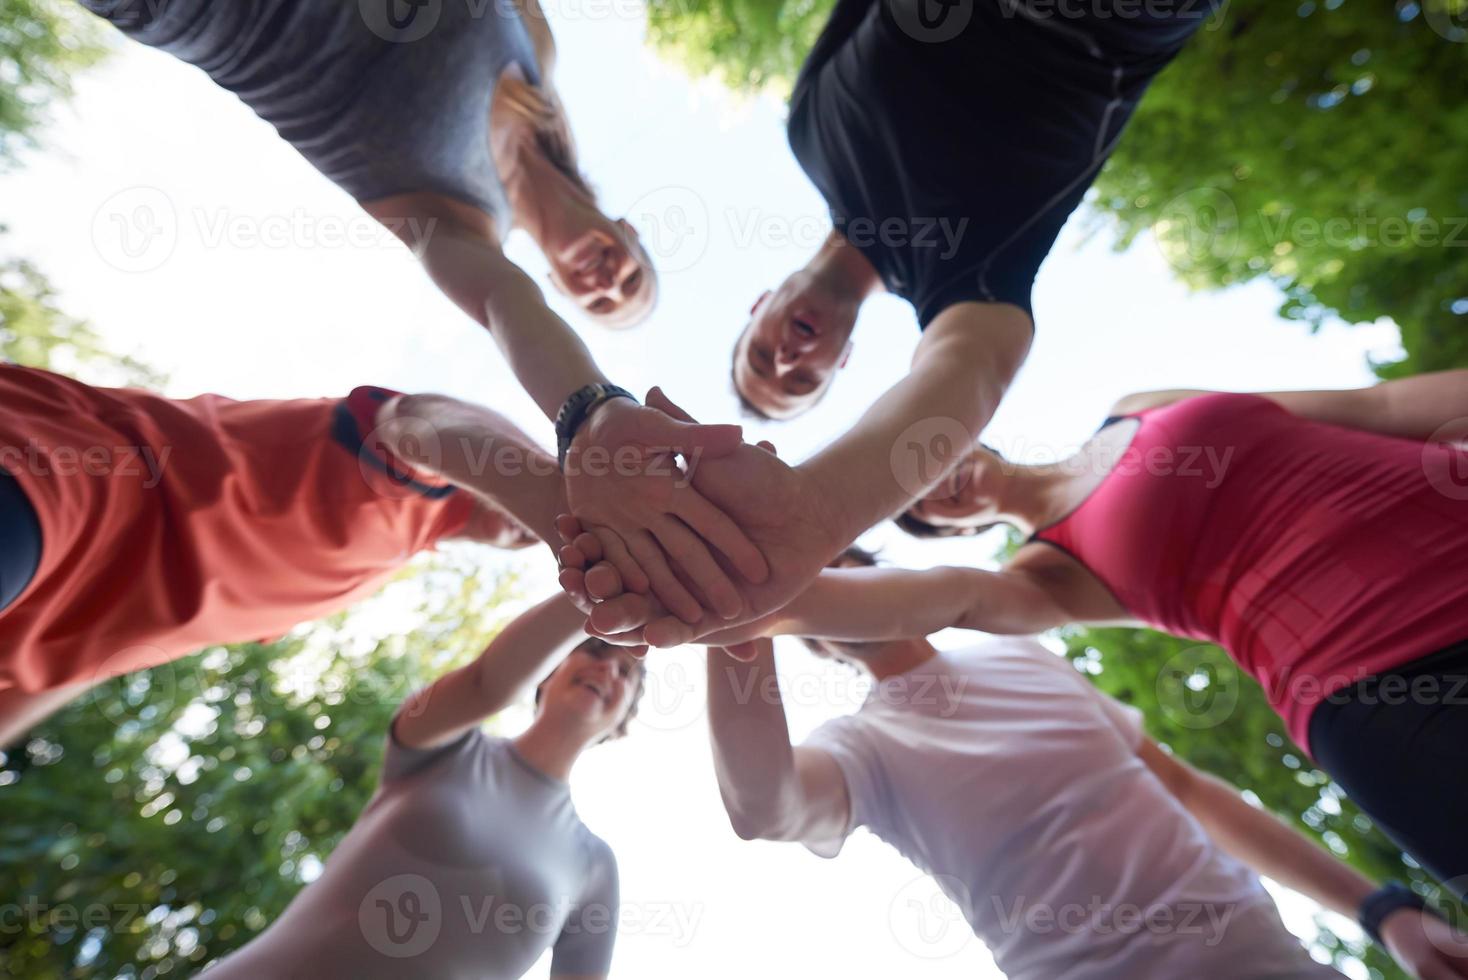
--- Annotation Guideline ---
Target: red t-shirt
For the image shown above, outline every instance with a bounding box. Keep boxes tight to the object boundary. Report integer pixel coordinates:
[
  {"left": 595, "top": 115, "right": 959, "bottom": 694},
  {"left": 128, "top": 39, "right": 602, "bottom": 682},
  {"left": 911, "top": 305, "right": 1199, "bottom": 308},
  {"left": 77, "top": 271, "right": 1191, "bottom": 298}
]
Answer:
[
  {"left": 1035, "top": 393, "right": 1468, "bottom": 751},
  {"left": 0, "top": 367, "right": 472, "bottom": 693}
]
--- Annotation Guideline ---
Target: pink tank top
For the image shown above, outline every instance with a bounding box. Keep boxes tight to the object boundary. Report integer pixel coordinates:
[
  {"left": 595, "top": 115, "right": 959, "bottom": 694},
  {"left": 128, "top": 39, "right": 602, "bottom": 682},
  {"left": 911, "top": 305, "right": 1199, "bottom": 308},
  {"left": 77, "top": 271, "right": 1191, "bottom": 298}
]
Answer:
[{"left": 1034, "top": 393, "right": 1468, "bottom": 751}]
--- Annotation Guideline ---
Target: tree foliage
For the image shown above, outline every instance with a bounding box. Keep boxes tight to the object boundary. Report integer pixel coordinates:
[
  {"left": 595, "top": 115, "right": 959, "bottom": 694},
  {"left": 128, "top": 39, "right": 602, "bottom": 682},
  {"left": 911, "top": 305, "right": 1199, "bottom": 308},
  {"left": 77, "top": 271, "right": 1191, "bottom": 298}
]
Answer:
[
  {"left": 0, "top": 249, "right": 163, "bottom": 386},
  {"left": 0, "top": 0, "right": 109, "bottom": 169},
  {"left": 0, "top": 557, "right": 518, "bottom": 978}
]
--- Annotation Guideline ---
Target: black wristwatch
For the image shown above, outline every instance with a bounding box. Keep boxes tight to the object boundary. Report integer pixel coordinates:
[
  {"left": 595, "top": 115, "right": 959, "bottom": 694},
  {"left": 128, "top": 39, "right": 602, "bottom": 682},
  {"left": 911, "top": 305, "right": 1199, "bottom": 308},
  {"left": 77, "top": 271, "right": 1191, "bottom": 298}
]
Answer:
[
  {"left": 1360, "top": 881, "right": 1428, "bottom": 945},
  {"left": 555, "top": 383, "right": 637, "bottom": 469}
]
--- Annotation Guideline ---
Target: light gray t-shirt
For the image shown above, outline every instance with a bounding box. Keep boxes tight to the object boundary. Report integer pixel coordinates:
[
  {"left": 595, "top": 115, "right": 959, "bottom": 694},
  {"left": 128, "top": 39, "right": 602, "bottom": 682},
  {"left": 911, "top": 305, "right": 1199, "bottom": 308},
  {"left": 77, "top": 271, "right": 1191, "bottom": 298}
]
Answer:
[
  {"left": 207, "top": 730, "right": 618, "bottom": 979},
  {"left": 802, "top": 638, "right": 1339, "bottom": 980}
]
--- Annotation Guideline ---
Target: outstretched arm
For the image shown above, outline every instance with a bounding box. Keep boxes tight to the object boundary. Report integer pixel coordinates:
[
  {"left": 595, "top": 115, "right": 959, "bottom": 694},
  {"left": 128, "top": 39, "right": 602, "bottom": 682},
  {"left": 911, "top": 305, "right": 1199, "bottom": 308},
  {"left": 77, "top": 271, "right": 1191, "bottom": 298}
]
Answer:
[
  {"left": 393, "top": 593, "right": 602, "bottom": 750},
  {"left": 706, "top": 639, "right": 850, "bottom": 845},
  {"left": 1138, "top": 740, "right": 1468, "bottom": 978},
  {"left": 375, "top": 392, "right": 565, "bottom": 546},
  {"left": 800, "top": 302, "right": 1033, "bottom": 548},
  {"left": 362, "top": 201, "right": 767, "bottom": 623},
  {"left": 1112, "top": 368, "right": 1468, "bottom": 442}
]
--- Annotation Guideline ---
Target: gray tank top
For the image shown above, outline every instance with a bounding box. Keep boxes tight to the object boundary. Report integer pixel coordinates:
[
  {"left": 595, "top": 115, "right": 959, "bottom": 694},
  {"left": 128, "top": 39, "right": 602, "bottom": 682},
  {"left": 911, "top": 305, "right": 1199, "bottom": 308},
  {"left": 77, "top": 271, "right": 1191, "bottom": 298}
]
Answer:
[
  {"left": 83, "top": 0, "right": 543, "bottom": 228},
  {"left": 204, "top": 731, "right": 619, "bottom": 978}
]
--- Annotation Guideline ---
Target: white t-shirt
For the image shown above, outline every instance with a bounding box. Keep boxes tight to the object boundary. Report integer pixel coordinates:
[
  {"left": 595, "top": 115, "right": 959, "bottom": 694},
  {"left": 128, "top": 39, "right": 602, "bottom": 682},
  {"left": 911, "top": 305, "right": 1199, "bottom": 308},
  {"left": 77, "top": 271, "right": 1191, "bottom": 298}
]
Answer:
[{"left": 802, "top": 638, "right": 1339, "bottom": 980}]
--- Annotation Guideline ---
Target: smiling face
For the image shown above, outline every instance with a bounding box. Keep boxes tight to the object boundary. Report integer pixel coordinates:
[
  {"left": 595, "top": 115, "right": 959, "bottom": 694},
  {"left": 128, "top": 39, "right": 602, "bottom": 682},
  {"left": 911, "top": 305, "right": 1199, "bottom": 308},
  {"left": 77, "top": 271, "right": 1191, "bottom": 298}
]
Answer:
[
  {"left": 535, "top": 638, "right": 646, "bottom": 743},
  {"left": 731, "top": 272, "right": 858, "bottom": 420},
  {"left": 547, "top": 218, "right": 658, "bottom": 328}
]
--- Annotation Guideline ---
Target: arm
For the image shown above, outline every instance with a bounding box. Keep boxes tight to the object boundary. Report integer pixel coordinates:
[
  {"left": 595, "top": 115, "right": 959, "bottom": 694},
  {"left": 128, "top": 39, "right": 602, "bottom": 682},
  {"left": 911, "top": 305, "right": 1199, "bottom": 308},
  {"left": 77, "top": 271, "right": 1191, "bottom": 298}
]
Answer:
[
  {"left": 1112, "top": 369, "right": 1468, "bottom": 442},
  {"left": 705, "top": 639, "right": 850, "bottom": 844},
  {"left": 393, "top": 593, "right": 588, "bottom": 750},
  {"left": 361, "top": 202, "right": 764, "bottom": 622},
  {"left": 800, "top": 302, "right": 1032, "bottom": 546},
  {"left": 1137, "top": 740, "right": 1468, "bottom": 978},
  {"left": 679, "top": 565, "right": 1073, "bottom": 649},
  {"left": 1137, "top": 738, "right": 1374, "bottom": 917},
  {"left": 376, "top": 392, "right": 564, "bottom": 546}
]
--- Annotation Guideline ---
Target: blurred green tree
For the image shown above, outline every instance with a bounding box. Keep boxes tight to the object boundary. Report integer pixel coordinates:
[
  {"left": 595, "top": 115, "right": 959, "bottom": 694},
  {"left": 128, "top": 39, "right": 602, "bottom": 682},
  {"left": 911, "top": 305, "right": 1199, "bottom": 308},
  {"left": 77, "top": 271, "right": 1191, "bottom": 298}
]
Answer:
[
  {"left": 0, "top": 556, "right": 519, "bottom": 978},
  {"left": 0, "top": 250, "right": 162, "bottom": 386},
  {"left": 0, "top": 0, "right": 109, "bottom": 169}
]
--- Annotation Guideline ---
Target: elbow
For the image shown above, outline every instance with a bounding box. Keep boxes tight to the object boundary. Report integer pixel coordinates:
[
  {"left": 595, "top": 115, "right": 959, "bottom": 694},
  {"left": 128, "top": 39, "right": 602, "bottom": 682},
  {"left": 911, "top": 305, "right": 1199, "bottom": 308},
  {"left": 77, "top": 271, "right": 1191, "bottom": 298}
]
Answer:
[{"left": 726, "top": 806, "right": 782, "bottom": 842}]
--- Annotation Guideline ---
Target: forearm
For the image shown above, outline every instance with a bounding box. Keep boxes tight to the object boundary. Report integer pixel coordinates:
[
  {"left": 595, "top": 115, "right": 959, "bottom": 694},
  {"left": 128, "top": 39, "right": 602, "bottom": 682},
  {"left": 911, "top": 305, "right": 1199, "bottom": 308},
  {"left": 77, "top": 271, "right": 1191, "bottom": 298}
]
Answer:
[
  {"left": 705, "top": 647, "right": 803, "bottom": 838},
  {"left": 1184, "top": 771, "right": 1374, "bottom": 919},
  {"left": 800, "top": 305, "right": 1031, "bottom": 545},
  {"left": 384, "top": 393, "right": 565, "bottom": 544},
  {"left": 395, "top": 594, "right": 586, "bottom": 747},
  {"left": 1375, "top": 369, "right": 1468, "bottom": 441},
  {"left": 418, "top": 225, "right": 610, "bottom": 420}
]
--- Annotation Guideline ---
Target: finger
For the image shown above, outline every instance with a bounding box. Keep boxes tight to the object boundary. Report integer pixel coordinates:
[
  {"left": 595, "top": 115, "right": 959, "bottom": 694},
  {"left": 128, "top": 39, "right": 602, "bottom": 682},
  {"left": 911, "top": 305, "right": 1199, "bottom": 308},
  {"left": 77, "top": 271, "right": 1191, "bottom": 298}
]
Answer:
[
  {"left": 624, "top": 531, "right": 703, "bottom": 624},
  {"left": 558, "top": 567, "right": 594, "bottom": 615},
  {"left": 572, "top": 531, "right": 605, "bottom": 565},
  {"left": 585, "top": 562, "right": 624, "bottom": 601},
  {"left": 641, "top": 398, "right": 742, "bottom": 457},
  {"left": 589, "top": 593, "right": 659, "bottom": 635},
  {"left": 645, "top": 614, "right": 700, "bottom": 648},
  {"left": 671, "top": 489, "right": 770, "bottom": 585},
  {"left": 651, "top": 515, "right": 744, "bottom": 620},
  {"left": 756, "top": 440, "right": 777, "bottom": 454},
  {"left": 555, "top": 514, "right": 584, "bottom": 545},
  {"left": 558, "top": 544, "right": 586, "bottom": 571},
  {"left": 722, "top": 641, "right": 763, "bottom": 662},
  {"left": 646, "top": 386, "right": 697, "bottom": 423},
  {"left": 590, "top": 527, "right": 650, "bottom": 596},
  {"left": 585, "top": 619, "right": 650, "bottom": 647}
]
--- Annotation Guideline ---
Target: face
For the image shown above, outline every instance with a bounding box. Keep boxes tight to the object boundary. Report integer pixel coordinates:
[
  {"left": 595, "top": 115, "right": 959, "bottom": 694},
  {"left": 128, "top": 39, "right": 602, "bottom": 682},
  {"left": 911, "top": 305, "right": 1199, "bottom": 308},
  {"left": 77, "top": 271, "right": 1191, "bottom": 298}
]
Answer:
[
  {"left": 904, "top": 447, "right": 1003, "bottom": 531},
  {"left": 537, "top": 640, "right": 644, "bottom": 742},
  {"left": 732, "top": 272, "right": 857, "bottom": 420},
  {"left": 547, "top": 218, "right": 657, "bottom": 328}
]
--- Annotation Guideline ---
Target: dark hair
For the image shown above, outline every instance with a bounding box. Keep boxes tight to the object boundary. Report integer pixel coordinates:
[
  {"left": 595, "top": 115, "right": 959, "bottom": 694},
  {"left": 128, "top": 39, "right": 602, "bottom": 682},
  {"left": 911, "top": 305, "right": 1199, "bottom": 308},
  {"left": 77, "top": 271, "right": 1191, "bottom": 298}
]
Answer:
[
  {"left": 534, "top": 637, "right": 648, "bottom": 743},
  {"left": 833, "top": 544, "right": 880, "bottom": 569},
  {"left": 892, "top": 510, "right": 997, "bottom": 540}
]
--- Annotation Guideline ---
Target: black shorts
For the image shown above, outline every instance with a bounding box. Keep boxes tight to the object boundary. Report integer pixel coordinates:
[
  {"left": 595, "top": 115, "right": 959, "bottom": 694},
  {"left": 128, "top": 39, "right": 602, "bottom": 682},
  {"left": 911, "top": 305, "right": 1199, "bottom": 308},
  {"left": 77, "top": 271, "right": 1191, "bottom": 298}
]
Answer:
[
  {"left": 1308, "top": 640, "right": 1468, "bottom": 898},
  {"left": 0, "top": 467, "right": 42, "bottom": 613}
]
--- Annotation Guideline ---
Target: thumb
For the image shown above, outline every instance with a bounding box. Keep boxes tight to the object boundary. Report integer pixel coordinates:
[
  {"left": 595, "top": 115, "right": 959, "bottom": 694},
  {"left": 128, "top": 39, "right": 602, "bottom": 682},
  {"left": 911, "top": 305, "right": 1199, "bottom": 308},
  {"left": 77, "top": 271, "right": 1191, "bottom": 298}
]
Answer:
[
  {"left": 647, "top": 386, "right": 697, "bottom": 423},
  {"left": 646, "top": 412, "right": 743, "bottom": 458}
]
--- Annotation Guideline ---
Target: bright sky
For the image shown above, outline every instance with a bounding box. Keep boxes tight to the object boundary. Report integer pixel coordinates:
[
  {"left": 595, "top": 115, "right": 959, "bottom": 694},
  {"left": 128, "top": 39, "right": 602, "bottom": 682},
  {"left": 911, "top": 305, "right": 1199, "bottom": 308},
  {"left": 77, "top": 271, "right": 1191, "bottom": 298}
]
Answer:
[{"left": 0, "top": 1, "right": 1405, "bottom": 976}]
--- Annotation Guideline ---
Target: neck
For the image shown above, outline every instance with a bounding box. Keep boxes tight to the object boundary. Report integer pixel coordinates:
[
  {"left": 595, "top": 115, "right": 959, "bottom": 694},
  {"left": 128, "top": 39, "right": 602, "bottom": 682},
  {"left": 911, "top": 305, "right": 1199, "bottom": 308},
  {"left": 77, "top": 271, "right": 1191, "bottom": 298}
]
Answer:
[
  {"left": 808, "top": 229, "right": 882, "bottom": 307},
  {"left": 989, "top": 463, "right": 1073, "bottom": 536},
  {"left": 511, "top": 717, "right": 594, "bottom": 783},
  {"left": 854, "top": 638, "right": 939, "bottom": 681},
  {"left": 498, "top": 128, "right": 596, "bottom": 252}
]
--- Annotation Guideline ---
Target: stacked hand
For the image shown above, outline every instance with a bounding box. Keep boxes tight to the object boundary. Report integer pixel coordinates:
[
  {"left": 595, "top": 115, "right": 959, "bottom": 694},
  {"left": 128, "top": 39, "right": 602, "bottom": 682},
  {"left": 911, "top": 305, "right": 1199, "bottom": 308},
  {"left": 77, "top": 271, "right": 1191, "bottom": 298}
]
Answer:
[
  {"left": 562, "top": 393, "right": 771, "bottom": 624},
  {"left": 560, "top": 388, "right": 847, "bottom": 648}
]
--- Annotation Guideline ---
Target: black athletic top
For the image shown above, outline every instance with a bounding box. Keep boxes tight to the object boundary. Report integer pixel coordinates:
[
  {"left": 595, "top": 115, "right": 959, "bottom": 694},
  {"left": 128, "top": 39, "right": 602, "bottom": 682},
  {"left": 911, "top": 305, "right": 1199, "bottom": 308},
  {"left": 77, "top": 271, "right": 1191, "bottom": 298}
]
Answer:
[{"left": 788, "top": 0, "right": 1215, "bottom": 327}]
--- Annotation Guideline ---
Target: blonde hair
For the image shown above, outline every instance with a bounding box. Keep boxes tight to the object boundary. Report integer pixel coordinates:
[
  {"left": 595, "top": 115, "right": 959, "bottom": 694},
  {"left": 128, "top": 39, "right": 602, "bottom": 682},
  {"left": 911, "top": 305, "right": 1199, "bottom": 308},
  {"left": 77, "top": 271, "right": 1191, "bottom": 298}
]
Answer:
[{"left": 496, "top": 74, "right": 595, "bottom": 201}]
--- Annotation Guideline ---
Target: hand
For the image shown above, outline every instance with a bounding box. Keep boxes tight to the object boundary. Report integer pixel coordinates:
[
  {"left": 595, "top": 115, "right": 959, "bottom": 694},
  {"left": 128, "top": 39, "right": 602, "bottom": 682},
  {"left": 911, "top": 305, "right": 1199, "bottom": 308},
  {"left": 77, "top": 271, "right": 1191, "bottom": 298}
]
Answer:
[
  {"left": 569, "top": 389, "right": 847, "bottom": 648},
  {"left": 1381, "top": 907, "right": 1468, "bottom": 979},
  {"left": 562, "top": 395, "right": 769, "bottom": 625},
  {"left": 557, "top": 517, "right": 766, "bottom": 660}
]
